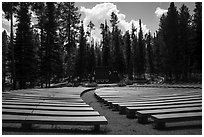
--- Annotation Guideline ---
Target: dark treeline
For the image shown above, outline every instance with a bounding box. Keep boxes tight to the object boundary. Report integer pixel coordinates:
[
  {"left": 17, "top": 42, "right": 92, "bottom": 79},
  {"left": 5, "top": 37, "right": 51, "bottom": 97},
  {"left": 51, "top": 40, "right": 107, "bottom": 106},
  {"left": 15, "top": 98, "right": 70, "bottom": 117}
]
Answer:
[
  {"left": 2, "top": 2, "right": 202, "bottom": 90},
  {"left": 156, "top": 2, "right": 202, "bottom": 81}
]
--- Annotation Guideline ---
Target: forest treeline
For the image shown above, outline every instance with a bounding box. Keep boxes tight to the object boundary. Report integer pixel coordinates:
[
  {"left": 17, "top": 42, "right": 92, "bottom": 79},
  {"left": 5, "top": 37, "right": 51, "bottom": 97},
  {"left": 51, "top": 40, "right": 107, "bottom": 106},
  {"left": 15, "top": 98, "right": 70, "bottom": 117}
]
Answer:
[{"left": 2, "top": 2, "right": 202, "bottom": 90}]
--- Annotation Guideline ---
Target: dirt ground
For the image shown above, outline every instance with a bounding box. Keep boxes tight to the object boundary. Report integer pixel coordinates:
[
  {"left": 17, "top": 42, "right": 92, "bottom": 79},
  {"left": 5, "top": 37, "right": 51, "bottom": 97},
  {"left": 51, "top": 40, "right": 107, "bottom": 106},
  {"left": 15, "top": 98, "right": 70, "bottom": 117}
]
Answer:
[{"left": 2, "top": 86, "right": 202, "bottom": 135}]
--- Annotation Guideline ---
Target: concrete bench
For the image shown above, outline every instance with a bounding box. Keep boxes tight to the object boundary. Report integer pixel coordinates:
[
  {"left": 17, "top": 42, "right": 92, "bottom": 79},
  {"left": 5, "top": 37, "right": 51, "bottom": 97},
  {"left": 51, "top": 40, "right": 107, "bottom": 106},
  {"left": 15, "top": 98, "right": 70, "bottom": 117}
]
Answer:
[
  {"left": 126, "top": 103, "right": 201, "bottom": 119},
  {"left": 136, "top": 107, "right": 202, "bottom": 123},
  {"left": 2, "top": 105, "right": 94, "bottom": 111},
  {"left": 3, "top": 101, "right": 40, "bottom": 106},
  {"left": 2, "top": 114, "right": 108, "bottom": 131},
  {"left": 112, "top": 96, "right": 201, "bottom": 110},
  {"left": 97, "top": 90, "right": 200, "bottom": 99},
  {"left": 102, "top": 94, "right": 201, "bottom": 104},
  {"left": 3, "top": 108, "right": 100, "bottom": 117},
  {"left": 2, "top": 109, "right": 33, "bottom": 115},
  {"left": 96, "top": 96, "right": 124, "bottom": 101},
  {"left": 4, "top": 96, "right": 83, "bottom": 100},
  {"left": 3, "top": 102, "right": 89, "bottom": 107},
  {"left": 107, "top": 95, "right": 201, "bottom": 109},
  {"left": 4, "top": 98, "right": 84, "bottom": 103},
  {"left": 100, "top": 94, "right": 201, "bottom": 106},
  {"left": 118, "top": 99, "right": 201, "bottom": 114},
  {"left": 150, "top": 112, "right": 202, "bottom": 129},
  {"left": 3, "top": 100, "right": 85, "bottom": 105}
]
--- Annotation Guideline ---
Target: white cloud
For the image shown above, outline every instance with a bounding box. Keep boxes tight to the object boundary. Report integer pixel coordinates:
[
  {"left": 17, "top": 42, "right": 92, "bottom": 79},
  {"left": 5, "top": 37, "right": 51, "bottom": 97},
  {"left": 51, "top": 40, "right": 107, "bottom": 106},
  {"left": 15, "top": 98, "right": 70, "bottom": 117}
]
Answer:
[
  {"left": 2, "top": 12, "right": 10, "bottom": 28},
  {"left": 155, "top": 7, "right": 168, "bottom": 18},
  {"left": 2, "top": 11, "right": 18, "bottom": 34},
  {"left": 80, "top": 2, "right": 149, "bottom": 42},
  {"left": 2, "top": 28, "right": 9, "bottom": 35}
]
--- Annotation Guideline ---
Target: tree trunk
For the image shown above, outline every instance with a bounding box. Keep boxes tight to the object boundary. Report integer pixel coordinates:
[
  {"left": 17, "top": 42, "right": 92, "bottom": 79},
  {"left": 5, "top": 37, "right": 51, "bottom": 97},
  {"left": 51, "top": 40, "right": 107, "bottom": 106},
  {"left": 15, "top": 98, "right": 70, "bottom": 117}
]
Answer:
[
  {"left": 40, "top": 28, "right": 43, "bottom": 88},
  {"left": 10, "top": 3, "right": 16, "bottom": 90}
]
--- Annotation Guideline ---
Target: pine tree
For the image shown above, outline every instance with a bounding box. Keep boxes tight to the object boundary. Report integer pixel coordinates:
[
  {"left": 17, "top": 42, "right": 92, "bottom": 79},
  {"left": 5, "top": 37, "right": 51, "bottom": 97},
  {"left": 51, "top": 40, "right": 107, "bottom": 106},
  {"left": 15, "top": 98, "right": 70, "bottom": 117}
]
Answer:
[
  {"left": 15, "top": 2, "right": 37, "bottom": 89},
  {"left": 88, "top": 43, "right": 96, "bottom": 78},
  {"left": 158, "top": 14, "right": 168, "bottom": 76},
  {"left": 131, "top": 23, "right": 138, "bottom": 79},
  {"left": 153, "top": 31, "right": 161, "bottom": 75},
  {"left": 110, "top": 12, "right": 119, "bottom": 33},
  {"left": 158, "top": 2, "right": 179, "bottom": 80},
  {"left": 165, "top": 2, "right": 179, "bottom": 79},
  {"left": 86, "top": 21, "right": 96, "bottom": 76},
  {"left": 100, "top": 20, "right": 111, "bottom": 67},
  {"left": 137, "top": 19, "right": 145, "bottom": 78},
  {"left": 95, "top": 43, "right": 102, "bottom": 66},
  {"left": 58, "top": 2, "right": 81, "bottom": 79},
  {"left": 43, "top": 2, "right": 63, "bottom": 87},
  {"left": 31, "top": 28, "right": 41, "bottom": 84},
  {"left": 192, "top": 2, "right": 202, "bottom": 73},
  {"left": 31, "top": 2, "right": 47, "bottom": 87},
  {"left": 75, "top": 22, "right": 86, "bottom": 80},
  {"left": 87, "top": 21, "right": 95, "bottom": 44},
  {"left": 146, "top": 31, "right": 154, "bottom": 75},
  {"left": 125, "top": 30, "right": 132, "bottom": 79},
  {"left": 178, "top": 4, "right": 191, "bottom": 80},
  {"left": 2, "top": 30, "right": 9, "bottom": 91},
  {"left": 2, "top": 2, "right": 19, "bottom": 89},
  {"left": 110, "top": 12, "right": 125, "bottom": 75},
  {"left": 58, "top": 2, "right": 81, "bottom": 52}
]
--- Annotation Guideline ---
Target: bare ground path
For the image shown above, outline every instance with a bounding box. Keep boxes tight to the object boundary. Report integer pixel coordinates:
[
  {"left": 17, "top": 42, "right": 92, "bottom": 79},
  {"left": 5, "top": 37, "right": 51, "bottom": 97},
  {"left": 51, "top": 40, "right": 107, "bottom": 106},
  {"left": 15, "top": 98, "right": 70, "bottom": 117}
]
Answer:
[{"left": 81, "top": 88, "right": 202, "bottom": 135}]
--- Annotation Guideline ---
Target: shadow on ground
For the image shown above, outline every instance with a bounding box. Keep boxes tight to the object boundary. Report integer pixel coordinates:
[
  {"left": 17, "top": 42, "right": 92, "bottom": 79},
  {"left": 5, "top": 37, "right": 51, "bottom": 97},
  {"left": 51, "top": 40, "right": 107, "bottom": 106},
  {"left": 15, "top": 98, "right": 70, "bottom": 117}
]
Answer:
[{"left": 2, "top": 125, "right": 108, "bottom": 135}]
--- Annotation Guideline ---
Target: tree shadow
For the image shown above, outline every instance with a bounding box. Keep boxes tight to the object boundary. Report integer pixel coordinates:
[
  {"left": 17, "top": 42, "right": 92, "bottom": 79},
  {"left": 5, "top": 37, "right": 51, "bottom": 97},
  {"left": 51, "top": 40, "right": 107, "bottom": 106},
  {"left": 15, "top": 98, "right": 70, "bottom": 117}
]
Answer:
[
  {"left": 2, "top": 126, "right": 109, "bottom": 135},
  {"left": 156, "top": 124, "right": 202, "bottom": 131}
]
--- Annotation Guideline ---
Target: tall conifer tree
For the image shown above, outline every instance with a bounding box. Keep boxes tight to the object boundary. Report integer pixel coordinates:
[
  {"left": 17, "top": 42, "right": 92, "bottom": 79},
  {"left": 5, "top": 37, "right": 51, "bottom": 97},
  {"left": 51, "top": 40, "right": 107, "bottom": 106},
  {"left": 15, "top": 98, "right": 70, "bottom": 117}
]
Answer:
[
  {"left": 15, "top": 2, "right": 37, "bottom": 89},
  {"left": 2, "top": 30, "right": 9, "bottom": 91},
  {"left": 178, "top": 4, "right": 191, "bottom": 80},
  {"left": 125, "top": 30, "right": 132, "bottom": 79},
  {"left": 193, "top": 2, "right": 202, "bottom": 72},
  {"left": 2, "top": 2, "right": 19, "bottom": 89},
  {"left": 137, "top": 19, "right": 145, "bottom": 78}
]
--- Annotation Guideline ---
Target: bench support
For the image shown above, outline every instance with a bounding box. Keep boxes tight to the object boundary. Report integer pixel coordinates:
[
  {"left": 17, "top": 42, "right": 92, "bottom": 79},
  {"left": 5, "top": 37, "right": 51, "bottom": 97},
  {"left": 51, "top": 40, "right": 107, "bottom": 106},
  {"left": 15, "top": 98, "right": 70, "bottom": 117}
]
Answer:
[
  {"left": 126, "top": 111, "right": 136, "bottom": 119},
  {"left": 21, "top": 123, "right": 32, "bottom": 130},
  {"left": 153, "top": 121, "right": 166, "bottom": 129},
  {"left": 138, "top": 116, "right": 148, "bottom": 124},
  {"left": 119, "top": 107, "right": 127, "bottom": 115},
  {"left": 94, "top": 125, "right": 100, "bottom": 131},
  {"left": 112, "top": 106, "right": 119, "bottom": 111}
]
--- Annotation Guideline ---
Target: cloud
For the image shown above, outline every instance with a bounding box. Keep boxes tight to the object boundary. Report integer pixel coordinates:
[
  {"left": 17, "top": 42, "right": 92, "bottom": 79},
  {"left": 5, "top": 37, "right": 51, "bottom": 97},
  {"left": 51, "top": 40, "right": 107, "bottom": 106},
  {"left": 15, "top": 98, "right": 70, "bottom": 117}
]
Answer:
[
  {"left": 155, "top": 7, "right": 168, "bottom": 18},
  {"left": 2, "top": 11, "right": 19, "bottom": 34},
  {"left": 2, "top": 12, "right": 11, "bottom": 33},
  {"left": 80, "top": 2, "right": 149, "bottom": 42}
]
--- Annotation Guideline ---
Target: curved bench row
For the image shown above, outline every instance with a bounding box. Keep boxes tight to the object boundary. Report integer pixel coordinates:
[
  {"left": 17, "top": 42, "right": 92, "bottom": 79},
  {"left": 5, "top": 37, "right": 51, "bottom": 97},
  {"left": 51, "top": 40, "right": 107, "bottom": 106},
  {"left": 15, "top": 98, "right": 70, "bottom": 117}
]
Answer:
[
  {"left": 129, "top": 84, "right": 202, "bottom": 89},
  {"left": 2, "top": 87, "right": 108, "bottom": 131},
  {"left": 95, "top": 87, "right": 202, "bottom": 129}
]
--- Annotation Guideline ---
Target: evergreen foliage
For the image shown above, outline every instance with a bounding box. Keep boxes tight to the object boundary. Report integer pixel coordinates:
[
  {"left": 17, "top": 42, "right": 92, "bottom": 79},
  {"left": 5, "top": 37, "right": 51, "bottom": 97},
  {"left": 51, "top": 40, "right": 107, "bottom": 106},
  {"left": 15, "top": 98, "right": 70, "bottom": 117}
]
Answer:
[
  {"left": 2, "top": 30, "right": 9, "bottom": 91},
  {"left": 101, "top": 20, "right": 111, "bottom": 67},
  {"left": 137, "top": 19, "right": 146, "bottom": 78},
  {"left": 2, "top": 2, "right": 202, "bottom": 88},
  {"left": 192, "top": 2, "right": 202, "bottom": 72},
  {"left": 124, "top": 31, "right": 132, "bottom": 79},
  {"left": 2, "top": 2, "right": 19, "bottom": 89},
  {"left": 75, "top": 22, "right": 87, "bottom": 80},
  {"left": 15, "top": 2, "right": 37, "bottom": 89}
]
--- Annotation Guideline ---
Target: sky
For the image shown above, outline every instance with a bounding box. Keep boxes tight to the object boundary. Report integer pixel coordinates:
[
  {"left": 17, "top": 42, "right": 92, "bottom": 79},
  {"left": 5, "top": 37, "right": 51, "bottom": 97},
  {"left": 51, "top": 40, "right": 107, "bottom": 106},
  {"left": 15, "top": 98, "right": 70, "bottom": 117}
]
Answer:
[
  {"left": 2, "top": 2, "right": 196, "bottom": 42},
  {"left": 76, "top": 2, "right": 195, "bottom": 41}
]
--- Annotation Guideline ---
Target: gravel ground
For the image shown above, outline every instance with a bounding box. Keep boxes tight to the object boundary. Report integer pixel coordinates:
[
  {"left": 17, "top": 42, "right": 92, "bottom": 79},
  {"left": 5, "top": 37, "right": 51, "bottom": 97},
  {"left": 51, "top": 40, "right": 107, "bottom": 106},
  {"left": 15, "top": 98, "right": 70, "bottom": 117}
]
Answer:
[{"left": 81, "top": 88, "right": 202, "bottom": 135}]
